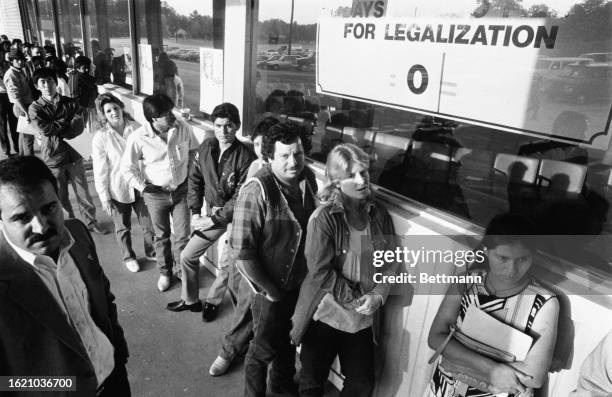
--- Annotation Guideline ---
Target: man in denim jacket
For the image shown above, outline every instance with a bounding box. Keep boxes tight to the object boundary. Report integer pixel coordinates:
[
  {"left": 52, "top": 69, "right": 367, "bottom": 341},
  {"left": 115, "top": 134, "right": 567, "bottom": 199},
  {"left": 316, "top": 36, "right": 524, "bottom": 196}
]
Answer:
[{"left": 230, "top": 122, "right": 317, "bottom": 397}]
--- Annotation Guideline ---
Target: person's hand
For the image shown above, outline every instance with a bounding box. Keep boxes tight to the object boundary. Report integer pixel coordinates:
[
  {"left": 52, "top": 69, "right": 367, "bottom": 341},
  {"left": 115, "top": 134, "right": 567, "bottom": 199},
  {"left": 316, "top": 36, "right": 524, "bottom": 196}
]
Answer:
[
  {"left": 488, "top": 363, "right": 532, "bottom": 395},
  {"left": 102, "top": 200, "right": 113, "bottom": 215},
  {"left": 191, "top": 214, "right": 215, "bottom": 231},
  {"left": 355, "top": 293, "right": 383, "bottom": 315},
  {"left": 69, "top": 114, "right": 85, "bottom": 135},
  {"left": 142, "top": 183, "right": 158, "bottom": 194}
]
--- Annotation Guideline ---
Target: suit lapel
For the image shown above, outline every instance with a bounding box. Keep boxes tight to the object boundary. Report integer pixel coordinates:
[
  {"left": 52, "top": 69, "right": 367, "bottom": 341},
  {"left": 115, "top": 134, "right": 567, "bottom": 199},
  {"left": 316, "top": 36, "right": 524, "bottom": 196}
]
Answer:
[
  {"left": 65, "top": 221, "right": 109, "bottom": 330},
  {"left": 0, "top": 232, "right": 89, "bottom": 361}
]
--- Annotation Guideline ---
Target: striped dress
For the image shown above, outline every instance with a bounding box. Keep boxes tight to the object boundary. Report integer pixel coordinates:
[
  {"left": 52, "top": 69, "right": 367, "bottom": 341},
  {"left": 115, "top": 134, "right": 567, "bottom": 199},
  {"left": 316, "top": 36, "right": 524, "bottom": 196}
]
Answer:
[{"left": 425, "top": 271, "right": 556, "bottom": 397}]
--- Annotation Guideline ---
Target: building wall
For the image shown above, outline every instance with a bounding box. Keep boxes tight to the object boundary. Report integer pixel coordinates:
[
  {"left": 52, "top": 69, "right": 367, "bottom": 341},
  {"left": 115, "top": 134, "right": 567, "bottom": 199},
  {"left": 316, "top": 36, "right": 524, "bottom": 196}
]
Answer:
[{"left": 0, "top": 0, "right": 24, "bottom": 41}]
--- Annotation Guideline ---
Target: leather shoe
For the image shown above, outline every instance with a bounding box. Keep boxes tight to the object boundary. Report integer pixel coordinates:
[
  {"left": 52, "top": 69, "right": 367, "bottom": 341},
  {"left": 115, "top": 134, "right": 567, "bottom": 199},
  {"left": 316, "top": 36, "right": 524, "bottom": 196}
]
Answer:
[
  {"left": 202, "top": 303, "right": 218, "bottom": 322},
  {"left": 166, "top": 300, "right": 202, "bottom": 312}
]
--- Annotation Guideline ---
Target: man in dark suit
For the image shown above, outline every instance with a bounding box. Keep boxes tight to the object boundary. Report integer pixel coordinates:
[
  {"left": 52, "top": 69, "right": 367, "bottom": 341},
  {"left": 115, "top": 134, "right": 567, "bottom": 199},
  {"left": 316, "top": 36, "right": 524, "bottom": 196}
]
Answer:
[{"left": 0, "top": 156, "right": 130, "bottom": 396}]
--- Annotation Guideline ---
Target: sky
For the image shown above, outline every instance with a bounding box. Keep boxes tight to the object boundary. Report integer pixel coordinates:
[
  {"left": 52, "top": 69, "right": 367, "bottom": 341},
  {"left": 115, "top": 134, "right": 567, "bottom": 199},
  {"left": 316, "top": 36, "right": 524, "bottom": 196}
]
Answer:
[
  {"left": 166, "top": 0, "right": 582, "bottom": 22},
  {"left": 164, "top": 0, "right": 213, "bottom": 17}
]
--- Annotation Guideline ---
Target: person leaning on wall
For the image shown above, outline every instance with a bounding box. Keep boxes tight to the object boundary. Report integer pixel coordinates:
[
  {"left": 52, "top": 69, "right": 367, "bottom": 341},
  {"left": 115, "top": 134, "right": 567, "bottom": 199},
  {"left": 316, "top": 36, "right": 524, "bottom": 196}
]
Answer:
[{"left": 167, "top": 102, "right": 255, "bottom": 321}]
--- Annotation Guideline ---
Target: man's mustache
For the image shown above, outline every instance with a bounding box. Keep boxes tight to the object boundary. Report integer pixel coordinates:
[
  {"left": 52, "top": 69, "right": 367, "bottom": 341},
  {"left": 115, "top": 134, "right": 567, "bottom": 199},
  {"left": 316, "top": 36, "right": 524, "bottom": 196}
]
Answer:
[{"left": 30, "top": 228, "right": 57, "bottom": 243}]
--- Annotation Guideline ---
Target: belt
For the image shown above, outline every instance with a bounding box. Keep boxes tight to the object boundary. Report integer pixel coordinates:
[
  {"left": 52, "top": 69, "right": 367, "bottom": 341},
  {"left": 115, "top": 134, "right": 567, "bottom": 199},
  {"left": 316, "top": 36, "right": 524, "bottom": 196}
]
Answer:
[{"left": 149, "top": 178, "right": 187, "bottom": 193}]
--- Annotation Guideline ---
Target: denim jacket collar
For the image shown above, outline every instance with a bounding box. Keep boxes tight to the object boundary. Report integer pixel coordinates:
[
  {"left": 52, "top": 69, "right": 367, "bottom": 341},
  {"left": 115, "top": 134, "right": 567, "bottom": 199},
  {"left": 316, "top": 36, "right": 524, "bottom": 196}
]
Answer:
[{"left": 328, "top": 193, "right": 376, "bottom": 217}]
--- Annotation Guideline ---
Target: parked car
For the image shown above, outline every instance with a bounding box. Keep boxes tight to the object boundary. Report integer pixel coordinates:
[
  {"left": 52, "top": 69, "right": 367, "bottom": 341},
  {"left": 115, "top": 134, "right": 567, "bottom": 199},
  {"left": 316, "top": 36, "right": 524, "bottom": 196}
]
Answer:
[
  {"left": 546, "top": 63, "right": 612, "bottom": 104},
  {"left": 296, "top": 53, "right": 316, "bottom": 72},
  {"left": 266, "top": 55, "right": 300, "bottom": 70},
  {"left": 579, "top": 52, "right": 612, "bottom": 63},
  {"left": 535, "top": 57, "right": 592, "bottom": 76},
  {"left": 257, "top": 55, "right": 280, "bottom": 69}
]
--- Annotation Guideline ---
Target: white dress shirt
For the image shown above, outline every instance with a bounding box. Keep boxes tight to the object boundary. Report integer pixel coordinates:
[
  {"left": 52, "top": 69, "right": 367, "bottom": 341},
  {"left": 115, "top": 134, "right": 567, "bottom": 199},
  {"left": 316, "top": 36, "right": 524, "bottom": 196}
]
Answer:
[
  {"left": 92, "top": 121, "right": 137, "bottom": 204},
  {"left": 121, "top": 118, "right": 198, "bottom": 192},
  {"left": 3, "top": 229, "right": 115, "bottom": 387}
]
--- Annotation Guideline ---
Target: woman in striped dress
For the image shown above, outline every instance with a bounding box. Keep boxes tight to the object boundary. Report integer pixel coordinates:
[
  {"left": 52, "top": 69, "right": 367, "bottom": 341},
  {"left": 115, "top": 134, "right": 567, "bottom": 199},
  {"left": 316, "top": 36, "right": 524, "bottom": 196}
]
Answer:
[{"left": 426, "top": 213, "right": 559, "bottom": 397}]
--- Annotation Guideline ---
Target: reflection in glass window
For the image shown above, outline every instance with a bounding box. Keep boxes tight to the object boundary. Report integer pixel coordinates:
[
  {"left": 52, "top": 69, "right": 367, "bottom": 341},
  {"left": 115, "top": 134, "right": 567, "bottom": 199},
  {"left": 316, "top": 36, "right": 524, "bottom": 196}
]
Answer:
[
  {"left": 250, "top": 0, "right": 612, "bottom": 274},
  {"left": 136, "top": 0, "right": 214, "bottom": 116},
  {"left": 84, "top": 0, "right": 132, "bottom": 88},
  {"left": 38, "top": 0, "right": 56, "bottom": 51},
  {"left": 56, "top": 0, "right": 84, "bottom": 68}
]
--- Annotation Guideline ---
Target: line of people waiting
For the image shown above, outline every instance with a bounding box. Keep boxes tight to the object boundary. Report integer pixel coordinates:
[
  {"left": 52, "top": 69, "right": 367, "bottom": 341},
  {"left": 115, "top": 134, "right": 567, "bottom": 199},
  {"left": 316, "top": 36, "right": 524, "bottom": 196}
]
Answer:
[{"left": 0, "top": 49, "right": 596, "bottom": 396}]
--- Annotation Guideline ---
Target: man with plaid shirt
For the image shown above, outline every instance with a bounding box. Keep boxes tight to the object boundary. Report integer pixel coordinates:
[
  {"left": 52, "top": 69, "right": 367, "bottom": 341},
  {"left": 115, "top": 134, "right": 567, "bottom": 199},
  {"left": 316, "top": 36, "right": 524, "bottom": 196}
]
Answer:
[{"left": 230, "top": 122, "right": 317, "bottom": 397}]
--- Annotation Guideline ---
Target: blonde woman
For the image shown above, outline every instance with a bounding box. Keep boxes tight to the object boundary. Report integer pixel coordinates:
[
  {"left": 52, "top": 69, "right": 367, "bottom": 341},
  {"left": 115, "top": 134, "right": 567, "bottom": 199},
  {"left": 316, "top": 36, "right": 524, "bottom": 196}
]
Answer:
[
  {"left": 291, "top": 143, "right": 397, "bottom": 397},
  {"left": 91, "top": 93, "right": 155, "bottom": 272}
]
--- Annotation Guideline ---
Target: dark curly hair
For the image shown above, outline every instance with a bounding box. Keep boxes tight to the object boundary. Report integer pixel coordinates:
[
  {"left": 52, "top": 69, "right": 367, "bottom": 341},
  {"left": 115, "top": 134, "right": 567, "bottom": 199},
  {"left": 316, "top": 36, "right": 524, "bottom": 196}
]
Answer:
[
  {"left": 251, "top": 116, "right": 279, "bottom": 140},
  {"left": 262, "top": 121, "right": 311, "bottom": 161}
]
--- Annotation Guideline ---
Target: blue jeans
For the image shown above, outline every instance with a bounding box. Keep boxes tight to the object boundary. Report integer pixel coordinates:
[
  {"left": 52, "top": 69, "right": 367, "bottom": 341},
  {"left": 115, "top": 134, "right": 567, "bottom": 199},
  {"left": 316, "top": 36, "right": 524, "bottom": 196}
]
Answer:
[
  {"left": 299, "top": 321, "right": 374, "bottom": 397},
  {"left": 219, "top": 275, "right": 254, "bottom": 361},
  {"left": 111, "top": 194, "right": 155, "bottom": 262},
  {"left": 50, "top": 160, "right": 97, "bottom": 228},
  {"left": 244, "top": 290, "right": 298, "bottom": 397},
  {"left": 142, "top": 183, "right": 190, "bottom": 276},
  {"left": 179, "top": 227, "right": 231, "bottom": 304}
]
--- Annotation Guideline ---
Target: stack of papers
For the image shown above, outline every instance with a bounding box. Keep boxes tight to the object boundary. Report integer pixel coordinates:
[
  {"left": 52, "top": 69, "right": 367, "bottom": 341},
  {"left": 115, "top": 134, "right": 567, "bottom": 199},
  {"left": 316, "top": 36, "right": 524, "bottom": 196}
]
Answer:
[{"left": 460, "top": 304, "right": 534, "bottom": 361}]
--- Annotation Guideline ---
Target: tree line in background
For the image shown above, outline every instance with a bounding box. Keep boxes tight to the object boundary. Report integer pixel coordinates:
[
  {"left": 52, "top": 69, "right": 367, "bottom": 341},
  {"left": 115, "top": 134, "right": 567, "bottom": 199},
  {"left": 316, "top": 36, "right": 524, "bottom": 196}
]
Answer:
[{"left": 106, "top": 0, "right": 609, "bottom": 47}]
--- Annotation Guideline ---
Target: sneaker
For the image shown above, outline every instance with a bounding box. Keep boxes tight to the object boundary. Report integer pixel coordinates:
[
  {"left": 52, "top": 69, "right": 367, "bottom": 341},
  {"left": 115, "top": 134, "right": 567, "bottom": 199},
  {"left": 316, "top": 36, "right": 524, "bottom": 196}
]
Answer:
[
  {"left": 209, "top": 356, "right": 232, "bottom": 376},
  {"left": 157, "top": 275, "right": 172, "bottom": 292},
  {"left": 124, "top": 259, "right": 140, "bottom": 273},
  {"left": 202, "top": 303, "right": 218, "bottom": 322},
  {"left": 144, "top": 256, "right": 156, "bottom": 262}
]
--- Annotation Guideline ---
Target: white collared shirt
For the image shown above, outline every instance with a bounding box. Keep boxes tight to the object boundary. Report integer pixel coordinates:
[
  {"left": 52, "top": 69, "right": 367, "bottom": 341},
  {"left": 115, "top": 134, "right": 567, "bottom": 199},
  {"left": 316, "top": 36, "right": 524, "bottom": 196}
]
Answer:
[
  {"left": 121, "top": 118, "right": 198, "bottom": 191},
  {"left": 92, "top": 121, "right": 137, "bottom": 203},
  {"left": 3, "top": 229, "right": 115, "bottom": 387}
]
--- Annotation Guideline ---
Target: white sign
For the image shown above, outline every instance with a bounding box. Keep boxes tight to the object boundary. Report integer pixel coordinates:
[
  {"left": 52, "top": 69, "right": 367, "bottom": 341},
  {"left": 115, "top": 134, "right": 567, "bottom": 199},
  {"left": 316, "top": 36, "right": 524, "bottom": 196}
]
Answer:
[
  {"left": 199, "top": 48, "right": 224, "bottom": 114},
  {"left": 138, "top": 44, "right": 154, "bottom": 95},
  {"left": 317, "top": 17, "right": 612, "bottom": 149}
]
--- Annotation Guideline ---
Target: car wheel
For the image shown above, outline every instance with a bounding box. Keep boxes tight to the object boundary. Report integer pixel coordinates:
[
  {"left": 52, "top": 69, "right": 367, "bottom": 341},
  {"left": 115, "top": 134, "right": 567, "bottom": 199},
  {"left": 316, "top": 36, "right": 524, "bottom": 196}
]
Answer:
[{"left": 273, "top": 64, "right": 280, "bottom": 71}]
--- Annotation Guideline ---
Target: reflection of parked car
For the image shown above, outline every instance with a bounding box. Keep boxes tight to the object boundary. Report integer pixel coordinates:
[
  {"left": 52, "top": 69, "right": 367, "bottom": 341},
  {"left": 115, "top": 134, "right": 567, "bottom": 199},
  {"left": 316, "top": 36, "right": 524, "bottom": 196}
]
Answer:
[
  {"left": 257, "top": 55, "right": 280, "bottom": 68},
  {"left": 266, "top": 55, "right": 300, "bottom": 70},
  {"left": 296, "top": 53, "right": 316, "bottom": 72},
  {"left": 536, "top": 57, "right": 592, "bottom": 76},
  {"left": 579, "top": 52, "right": 612, "bottom": 63},
  {"left": 547, "top": 63, "right": 612, "bottom": 104}
]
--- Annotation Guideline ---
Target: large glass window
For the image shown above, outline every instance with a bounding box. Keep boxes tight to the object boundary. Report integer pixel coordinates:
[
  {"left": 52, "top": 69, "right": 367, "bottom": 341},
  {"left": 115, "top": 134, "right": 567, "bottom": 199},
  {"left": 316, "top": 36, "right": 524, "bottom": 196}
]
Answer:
[
  {"left": 250, "top": 0, "right": 612, "bottom": 274},
  {"left": 135, "top": 0, "right": 215, "bottom": 116},
  {"left": 38, "top": 0, "right": 57, "bottom": 50},
  {"left": 56, "top": 0, "right": 84, "bottom": 61},
  {"left": 83, "top": 0, "right": 132, "bottom": 88}
]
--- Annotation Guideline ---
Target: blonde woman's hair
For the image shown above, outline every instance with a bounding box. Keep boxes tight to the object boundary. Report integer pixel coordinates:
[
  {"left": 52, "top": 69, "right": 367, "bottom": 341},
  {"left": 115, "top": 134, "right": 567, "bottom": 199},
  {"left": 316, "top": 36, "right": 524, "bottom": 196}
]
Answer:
[
  {"left": 318, "top": 143, "right": 370, "bottom": 203},
  {"left": 95, "top": 93, "right": 133, "bottom": 129}
]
